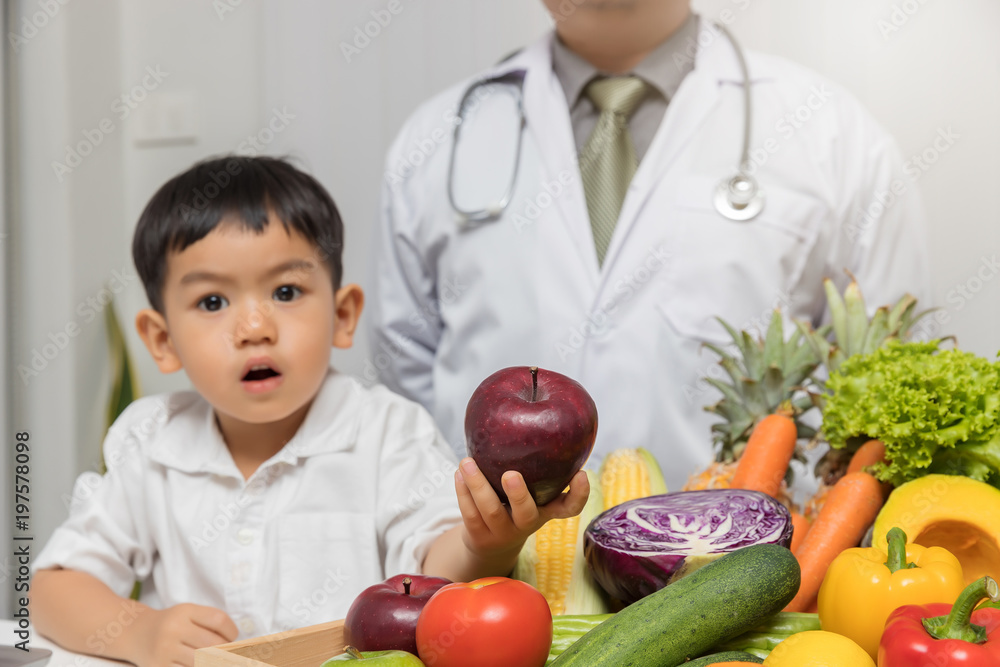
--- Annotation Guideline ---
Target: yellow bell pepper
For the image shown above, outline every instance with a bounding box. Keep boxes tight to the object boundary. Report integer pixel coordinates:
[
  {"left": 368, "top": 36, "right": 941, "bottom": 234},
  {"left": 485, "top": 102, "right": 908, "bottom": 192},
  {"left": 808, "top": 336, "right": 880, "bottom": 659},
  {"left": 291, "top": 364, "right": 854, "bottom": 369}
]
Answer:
[
  {"left": 762, "top": 630, "right": 874, "bottom": 667},
  {"left": 817, "top": 526, "right": 965, "bottom": 659}
]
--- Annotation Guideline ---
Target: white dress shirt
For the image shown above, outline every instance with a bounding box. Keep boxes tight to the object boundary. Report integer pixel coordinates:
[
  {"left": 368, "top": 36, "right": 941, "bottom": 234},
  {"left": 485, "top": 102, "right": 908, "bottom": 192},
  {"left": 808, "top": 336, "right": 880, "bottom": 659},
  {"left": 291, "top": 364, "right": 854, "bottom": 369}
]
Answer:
[{"left": 34, "top": 370, "right": 462, "bottom": 637}]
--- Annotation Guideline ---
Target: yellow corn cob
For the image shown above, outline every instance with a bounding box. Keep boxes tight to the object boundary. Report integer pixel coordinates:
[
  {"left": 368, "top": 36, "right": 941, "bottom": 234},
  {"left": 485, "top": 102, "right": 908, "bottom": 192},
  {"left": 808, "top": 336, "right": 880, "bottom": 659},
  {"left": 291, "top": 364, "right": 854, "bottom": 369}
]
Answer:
[
  {"left": 512, "top": 470, "right": 609, "bottom": 615},
  {"left": 599, "top": 448, "right": 668, "bottom": 511},
  {"left": 532, "top": 514, "right": 581, "bottom": 615}
]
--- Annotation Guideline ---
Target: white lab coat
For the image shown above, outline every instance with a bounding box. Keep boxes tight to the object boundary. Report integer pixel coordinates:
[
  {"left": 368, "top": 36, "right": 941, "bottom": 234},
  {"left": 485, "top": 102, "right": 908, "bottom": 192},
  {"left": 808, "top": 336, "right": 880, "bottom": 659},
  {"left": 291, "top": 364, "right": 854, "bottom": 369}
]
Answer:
[{"left": 368, "top": 26, "right": 931, "bottom": 491}]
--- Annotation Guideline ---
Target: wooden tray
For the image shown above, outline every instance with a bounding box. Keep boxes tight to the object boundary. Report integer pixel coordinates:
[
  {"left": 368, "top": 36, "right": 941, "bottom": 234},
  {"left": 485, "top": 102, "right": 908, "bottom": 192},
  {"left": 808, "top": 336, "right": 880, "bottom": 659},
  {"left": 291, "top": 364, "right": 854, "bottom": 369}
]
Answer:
[{"left": 195, "top": 620, "right": 346, "bottom": 667}]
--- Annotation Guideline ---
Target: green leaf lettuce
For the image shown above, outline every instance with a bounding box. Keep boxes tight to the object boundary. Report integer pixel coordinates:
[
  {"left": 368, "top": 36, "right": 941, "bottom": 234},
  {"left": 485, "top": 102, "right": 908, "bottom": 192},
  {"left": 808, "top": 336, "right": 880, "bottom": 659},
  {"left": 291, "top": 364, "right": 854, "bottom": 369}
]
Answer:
[{"left": 822, "top": 341, "right": 1000, "bottom": 487}]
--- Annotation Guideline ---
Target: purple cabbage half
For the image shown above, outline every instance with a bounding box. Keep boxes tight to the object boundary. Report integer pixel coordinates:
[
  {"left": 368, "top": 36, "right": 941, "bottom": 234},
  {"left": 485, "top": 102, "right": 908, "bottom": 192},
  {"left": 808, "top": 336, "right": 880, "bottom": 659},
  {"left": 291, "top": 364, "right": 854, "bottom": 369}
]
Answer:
[{"left": 584, "top": 489, "right": 793, "bottom": 604}]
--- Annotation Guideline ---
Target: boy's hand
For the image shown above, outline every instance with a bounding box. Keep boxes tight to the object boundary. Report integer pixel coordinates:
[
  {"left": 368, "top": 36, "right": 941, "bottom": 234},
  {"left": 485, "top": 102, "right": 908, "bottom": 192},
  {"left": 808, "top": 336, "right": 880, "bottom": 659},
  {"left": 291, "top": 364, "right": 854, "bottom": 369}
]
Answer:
[
  {"left": 130, "top": 603, "right": 239, "bottom": 667},
  {"left": 454, "top": 457, "right": 590, "bottom": 562}
]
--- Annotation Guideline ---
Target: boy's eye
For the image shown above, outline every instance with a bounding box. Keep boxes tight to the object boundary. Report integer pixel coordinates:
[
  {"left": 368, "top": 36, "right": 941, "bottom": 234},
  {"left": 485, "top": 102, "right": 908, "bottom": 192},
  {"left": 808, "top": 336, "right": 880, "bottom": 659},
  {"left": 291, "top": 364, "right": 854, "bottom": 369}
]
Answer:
[
  {"left": 273, "top": 285, "right": 302, "bottom": 302},
  {"left": 197, "top": 295, "right": 228, "bottom": 312}
]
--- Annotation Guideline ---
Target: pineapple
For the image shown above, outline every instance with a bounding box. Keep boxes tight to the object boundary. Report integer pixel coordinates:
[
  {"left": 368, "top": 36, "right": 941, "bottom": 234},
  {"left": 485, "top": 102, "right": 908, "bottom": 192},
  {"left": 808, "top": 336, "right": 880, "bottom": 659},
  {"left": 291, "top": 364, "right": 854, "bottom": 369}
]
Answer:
[
  {"left": 795, "top": 274, "right": 930, "bottom": 376},
  {"left": 683, "top": 310, "right": 821, "bottom": 505},
  {"left": 797, "top": 276, "right": 932, "bottom": 487}
]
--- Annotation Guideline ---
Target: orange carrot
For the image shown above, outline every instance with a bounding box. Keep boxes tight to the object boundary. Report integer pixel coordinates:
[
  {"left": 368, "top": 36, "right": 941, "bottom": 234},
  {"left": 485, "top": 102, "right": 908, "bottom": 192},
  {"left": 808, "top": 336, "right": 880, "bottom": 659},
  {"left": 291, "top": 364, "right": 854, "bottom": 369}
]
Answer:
[
  {"left": 729, "top": 414, "right": 798, "bottom": 498},
  {"left": 790, "top": 511, "right": 810, "bottom": 555},
  {"left": 847, "top": 439, "right": 893, "bottom": 500},
  {"left": 783, "top": 471, "right": 884, "bottom": 612},
  {"left": 847, "top": 439, "right": 886, "bottom": 474}
]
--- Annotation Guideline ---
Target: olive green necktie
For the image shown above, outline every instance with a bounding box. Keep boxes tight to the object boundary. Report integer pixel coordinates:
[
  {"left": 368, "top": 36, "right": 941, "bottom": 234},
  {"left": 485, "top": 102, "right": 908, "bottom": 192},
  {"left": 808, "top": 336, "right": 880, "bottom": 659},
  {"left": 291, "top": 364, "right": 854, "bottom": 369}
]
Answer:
[{"left": 580, "top": 76, "right": 649, "bottom": 266}]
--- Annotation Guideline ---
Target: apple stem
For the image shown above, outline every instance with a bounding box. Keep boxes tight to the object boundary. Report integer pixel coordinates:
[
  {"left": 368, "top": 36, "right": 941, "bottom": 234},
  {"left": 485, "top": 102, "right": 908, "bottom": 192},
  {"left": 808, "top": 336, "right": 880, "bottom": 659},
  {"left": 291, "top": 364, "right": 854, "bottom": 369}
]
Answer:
[
  {"left": 403, "top": 577, "right": 411, "bottom": 596},
  {"left": 530, "top": 366, "right": 538, "bottom": 402},
  {"left": 345, "top": 646, "right": 363, "bottom": 659}
]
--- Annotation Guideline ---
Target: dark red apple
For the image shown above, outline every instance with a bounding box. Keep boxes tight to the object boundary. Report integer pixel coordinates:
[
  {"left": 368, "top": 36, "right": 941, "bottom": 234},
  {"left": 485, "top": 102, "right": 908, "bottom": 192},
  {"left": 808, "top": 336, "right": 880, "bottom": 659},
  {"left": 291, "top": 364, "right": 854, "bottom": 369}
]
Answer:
[
  {"left": 343, "top": 574, "right": 451, "bottom": 654},
  {"left": 465, "top": 366, "right": 598, "bottom": 506}
]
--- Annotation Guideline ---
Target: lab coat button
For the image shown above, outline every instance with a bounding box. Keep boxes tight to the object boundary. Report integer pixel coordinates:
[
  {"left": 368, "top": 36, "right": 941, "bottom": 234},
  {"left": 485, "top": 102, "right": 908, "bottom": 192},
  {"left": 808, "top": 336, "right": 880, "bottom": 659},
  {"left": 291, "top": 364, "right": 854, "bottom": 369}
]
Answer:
[
  {"left": 237, "top": 528, "right": 254, "bottom": 545},
  {"left": 239, "top": 618, "right": 255, "bottom": 634}
]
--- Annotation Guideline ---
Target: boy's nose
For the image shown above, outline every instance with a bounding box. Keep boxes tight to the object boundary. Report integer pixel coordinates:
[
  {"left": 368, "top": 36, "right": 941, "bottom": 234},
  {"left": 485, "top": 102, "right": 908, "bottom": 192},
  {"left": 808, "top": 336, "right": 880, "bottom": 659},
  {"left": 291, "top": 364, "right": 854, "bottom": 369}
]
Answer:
[{"left": 234, "top": 300, "right": 277, "bottom": 345}]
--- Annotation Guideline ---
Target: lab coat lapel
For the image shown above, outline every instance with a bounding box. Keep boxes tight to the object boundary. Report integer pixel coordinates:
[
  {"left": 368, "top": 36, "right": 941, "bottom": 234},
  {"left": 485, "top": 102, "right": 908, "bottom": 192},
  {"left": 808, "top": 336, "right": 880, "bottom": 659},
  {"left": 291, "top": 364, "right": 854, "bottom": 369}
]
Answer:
[
  {"left": 519, "top": 35, "right": 601, "bottom": 285},
  {"left": 599, "top": 28, "right": 737, "bottom": 278}
]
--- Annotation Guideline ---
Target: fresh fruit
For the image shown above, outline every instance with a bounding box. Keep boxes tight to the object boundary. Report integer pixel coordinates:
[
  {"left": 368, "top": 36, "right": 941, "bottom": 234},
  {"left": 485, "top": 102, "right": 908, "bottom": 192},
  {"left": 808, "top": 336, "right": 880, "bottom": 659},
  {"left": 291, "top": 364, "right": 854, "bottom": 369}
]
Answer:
[
  {"left": 598, "top": 447, "right": 667, "bottom": 510},
  {"left": 465, "top": 366, "right": 598, "bottom": 506},
  {"left": 343, "top": 574, "right": 451, "bottom": 654},
  {"left": 321, "top": 647, "right": 425, "bottom": 665},
  {"left": 873, "top": 474, "right": 1000, "bottom": 585},
  {"left": 762, "top": 630, "right": 874, "bottom": 666},
  {"left": 513, "top": 470, "right": 610, "bottom": 615},
  {"left": 550, "top": 544, "right": 801, "bottom": 666},
  {"left": 415, "top": 577, "right": 552, "bottom": 667}
]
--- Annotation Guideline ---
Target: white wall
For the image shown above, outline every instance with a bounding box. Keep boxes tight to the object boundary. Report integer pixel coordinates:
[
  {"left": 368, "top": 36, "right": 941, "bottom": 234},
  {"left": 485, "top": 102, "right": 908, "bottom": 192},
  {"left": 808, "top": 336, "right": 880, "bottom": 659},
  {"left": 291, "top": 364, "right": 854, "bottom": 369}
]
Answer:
[{"left": 7, "top": 0, "right": 1000, "bottom": 572}]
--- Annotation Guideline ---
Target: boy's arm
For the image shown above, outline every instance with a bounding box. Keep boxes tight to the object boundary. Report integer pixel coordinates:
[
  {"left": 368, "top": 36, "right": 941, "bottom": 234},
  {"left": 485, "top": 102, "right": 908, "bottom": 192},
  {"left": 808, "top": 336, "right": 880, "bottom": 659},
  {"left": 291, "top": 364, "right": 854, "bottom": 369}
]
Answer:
[
  {"left": 32, "top": 568, "right": 238, "bottom": 667},
  {"left": 422, "top": 458, "right": 590, "bottom": 582}
]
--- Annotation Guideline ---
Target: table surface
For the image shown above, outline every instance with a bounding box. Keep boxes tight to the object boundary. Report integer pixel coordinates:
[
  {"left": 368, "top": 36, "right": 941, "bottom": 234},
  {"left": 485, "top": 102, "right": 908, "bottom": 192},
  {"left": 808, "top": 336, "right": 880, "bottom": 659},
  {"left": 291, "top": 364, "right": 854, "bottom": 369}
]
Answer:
[{"left": 0, "top": 620, "right": 126, "bottom": 667}]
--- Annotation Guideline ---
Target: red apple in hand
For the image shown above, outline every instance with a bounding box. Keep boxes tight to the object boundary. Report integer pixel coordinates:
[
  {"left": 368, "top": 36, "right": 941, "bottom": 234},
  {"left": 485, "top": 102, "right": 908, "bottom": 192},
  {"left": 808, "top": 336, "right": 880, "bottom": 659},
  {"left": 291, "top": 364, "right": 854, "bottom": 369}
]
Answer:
[
  {"left": 343, "top": 574, "right": 451, "bottom": 654},
  {"left": 465, "top": 366, "right": 598, "bottom": 506}
]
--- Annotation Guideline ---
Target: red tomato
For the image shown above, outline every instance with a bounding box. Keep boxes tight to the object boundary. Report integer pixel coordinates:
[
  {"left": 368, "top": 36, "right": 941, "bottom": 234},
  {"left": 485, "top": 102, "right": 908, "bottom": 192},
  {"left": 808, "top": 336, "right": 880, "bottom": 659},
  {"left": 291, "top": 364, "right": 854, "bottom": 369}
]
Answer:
[{"left": 415, "top": 576, "right": 552, "bottom": 667}]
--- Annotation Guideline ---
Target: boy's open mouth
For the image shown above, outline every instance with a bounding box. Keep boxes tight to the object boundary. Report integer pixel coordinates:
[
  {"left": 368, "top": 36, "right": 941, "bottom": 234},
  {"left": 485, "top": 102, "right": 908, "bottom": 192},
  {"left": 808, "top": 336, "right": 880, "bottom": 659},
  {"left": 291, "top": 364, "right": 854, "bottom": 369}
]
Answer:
[{"left": 243, "top": 365, "right": 280, "bottom": 382}]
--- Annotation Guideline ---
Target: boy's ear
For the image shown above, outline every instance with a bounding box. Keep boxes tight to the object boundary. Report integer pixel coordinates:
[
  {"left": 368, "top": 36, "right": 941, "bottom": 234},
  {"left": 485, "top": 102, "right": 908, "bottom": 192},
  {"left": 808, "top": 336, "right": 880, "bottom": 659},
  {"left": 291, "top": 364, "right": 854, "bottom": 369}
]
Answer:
[
  {"left": 135, "top": 308, "right": 183, "bottom": 373},
  {"left": 332, "top": 284, "right": 365, "bottom": 349}
]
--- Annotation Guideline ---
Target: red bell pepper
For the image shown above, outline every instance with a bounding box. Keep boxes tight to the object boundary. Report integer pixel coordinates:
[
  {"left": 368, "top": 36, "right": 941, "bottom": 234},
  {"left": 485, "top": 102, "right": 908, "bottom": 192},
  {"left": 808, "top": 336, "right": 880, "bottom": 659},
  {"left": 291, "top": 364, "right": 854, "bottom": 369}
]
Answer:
[{"left": 879, "top": 576, "right": 1000, "bottom": 666}]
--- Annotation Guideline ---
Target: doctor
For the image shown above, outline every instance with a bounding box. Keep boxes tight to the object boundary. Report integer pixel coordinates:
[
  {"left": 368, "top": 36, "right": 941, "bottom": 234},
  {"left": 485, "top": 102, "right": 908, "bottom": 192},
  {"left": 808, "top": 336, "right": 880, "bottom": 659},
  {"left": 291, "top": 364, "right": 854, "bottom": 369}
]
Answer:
[{"left": 367, "top": 0, "right": 931, "bottom": 490}]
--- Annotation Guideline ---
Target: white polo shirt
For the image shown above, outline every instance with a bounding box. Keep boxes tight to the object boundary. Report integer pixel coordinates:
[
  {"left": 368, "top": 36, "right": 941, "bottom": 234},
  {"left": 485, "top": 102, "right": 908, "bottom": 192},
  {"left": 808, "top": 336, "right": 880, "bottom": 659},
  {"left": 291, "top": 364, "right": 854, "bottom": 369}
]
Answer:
[{"left": 34, "top": 370, "right": 462, "bottom": 637}]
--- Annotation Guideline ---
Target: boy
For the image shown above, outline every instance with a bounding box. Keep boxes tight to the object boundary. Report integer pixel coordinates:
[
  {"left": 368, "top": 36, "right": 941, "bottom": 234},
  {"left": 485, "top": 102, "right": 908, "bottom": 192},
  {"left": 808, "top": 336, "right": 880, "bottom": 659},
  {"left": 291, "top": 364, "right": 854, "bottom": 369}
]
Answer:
[{"left": 31, "top": 156, "right": 589, "bottom": 667}]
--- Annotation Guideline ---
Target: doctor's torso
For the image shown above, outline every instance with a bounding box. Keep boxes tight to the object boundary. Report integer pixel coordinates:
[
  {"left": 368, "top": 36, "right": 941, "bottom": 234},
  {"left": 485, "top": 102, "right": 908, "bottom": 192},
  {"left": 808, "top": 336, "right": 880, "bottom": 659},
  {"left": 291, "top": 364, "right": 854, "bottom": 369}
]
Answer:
[{"left": 370, "top": 24, "right": 930, "bottom": 491}]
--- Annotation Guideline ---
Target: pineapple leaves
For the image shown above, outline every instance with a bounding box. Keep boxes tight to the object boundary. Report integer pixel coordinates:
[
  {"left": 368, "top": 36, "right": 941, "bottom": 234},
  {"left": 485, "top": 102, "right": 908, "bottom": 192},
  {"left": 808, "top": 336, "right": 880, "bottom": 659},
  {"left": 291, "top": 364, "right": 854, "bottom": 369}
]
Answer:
[{"left": 700, "top": 277, "right": 939, "bottom": 462}]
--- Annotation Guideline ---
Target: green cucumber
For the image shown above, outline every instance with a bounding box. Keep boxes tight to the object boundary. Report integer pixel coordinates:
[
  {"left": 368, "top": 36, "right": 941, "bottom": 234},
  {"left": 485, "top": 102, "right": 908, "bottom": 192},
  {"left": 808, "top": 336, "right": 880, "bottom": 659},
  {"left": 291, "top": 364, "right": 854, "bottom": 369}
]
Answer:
[
  {"left": 684, "top": 651, "right": 764, "bottom": 665},
  {"left": 550, "top": 544, "right": 800, "bottom": 667}
]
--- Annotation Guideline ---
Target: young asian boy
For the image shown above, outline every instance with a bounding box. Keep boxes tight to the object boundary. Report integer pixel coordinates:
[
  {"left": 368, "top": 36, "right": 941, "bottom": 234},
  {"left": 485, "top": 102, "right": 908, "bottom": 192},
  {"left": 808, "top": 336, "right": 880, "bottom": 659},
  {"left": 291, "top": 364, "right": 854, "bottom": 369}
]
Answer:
[{"left": 30, "top": 156, "right": 589, "bottom": 667}]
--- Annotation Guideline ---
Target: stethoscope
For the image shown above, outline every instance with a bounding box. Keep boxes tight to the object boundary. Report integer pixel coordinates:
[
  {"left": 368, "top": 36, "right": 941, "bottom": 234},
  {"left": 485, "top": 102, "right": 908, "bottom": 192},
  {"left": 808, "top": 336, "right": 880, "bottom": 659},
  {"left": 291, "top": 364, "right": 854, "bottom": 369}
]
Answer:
[{"left": 446, "top": 23, "right": 765, "bottom": 224}]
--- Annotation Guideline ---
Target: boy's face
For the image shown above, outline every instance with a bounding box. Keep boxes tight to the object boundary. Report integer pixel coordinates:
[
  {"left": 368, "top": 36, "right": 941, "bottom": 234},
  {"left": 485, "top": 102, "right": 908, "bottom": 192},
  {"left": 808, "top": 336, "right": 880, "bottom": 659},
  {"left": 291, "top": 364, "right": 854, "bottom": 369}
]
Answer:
[{"left": 136, "top": 218, "right": 361, "bottom": 435}]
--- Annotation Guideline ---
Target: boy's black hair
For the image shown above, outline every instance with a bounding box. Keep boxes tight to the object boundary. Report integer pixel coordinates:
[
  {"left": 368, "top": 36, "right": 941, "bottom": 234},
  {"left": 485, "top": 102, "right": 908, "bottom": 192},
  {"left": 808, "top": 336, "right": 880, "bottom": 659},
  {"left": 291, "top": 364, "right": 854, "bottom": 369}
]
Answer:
[{"left": 132, "top": 155, "right": 344, "bottom": 313}]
